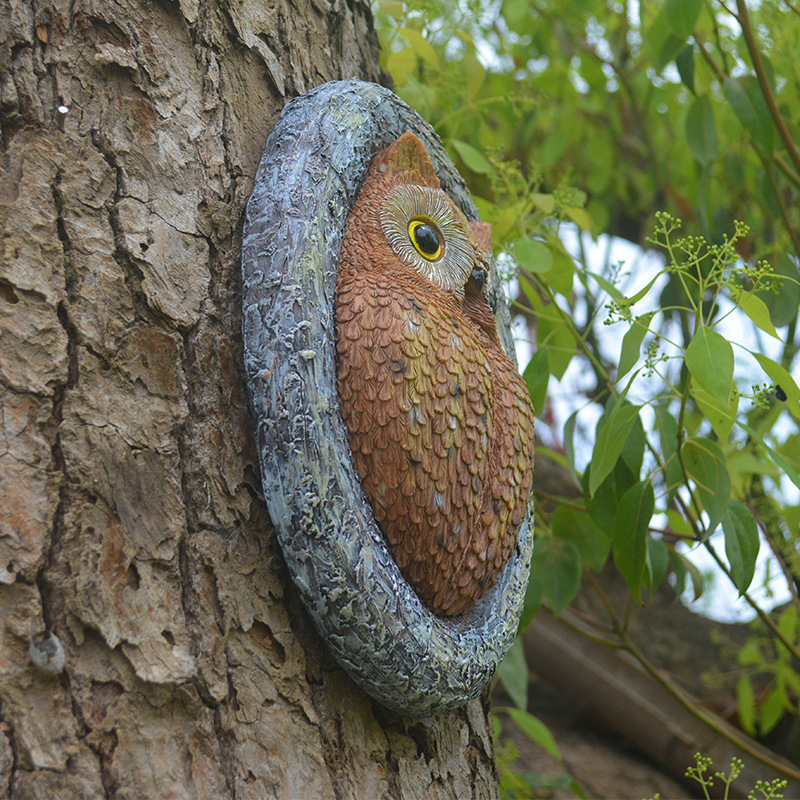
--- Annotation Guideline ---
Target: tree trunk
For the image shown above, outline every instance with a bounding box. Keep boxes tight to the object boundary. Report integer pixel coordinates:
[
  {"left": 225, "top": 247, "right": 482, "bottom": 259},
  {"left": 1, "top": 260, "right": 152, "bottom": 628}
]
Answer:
[{"left": 0, "top": 1, "right": 499, "bottom": 797}]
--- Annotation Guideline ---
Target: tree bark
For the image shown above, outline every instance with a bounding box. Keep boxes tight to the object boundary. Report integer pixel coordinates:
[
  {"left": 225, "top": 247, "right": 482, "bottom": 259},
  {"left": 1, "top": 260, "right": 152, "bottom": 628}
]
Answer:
[{"left": 0, "top": 1, "right": 499, "bottom": 797}]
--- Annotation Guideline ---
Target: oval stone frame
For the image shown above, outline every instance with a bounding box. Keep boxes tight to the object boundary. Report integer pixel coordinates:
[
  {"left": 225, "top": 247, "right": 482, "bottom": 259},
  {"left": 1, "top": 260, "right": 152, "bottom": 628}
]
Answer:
[{"left": 241, "top": 80, "right": 533, "bottom": 718}]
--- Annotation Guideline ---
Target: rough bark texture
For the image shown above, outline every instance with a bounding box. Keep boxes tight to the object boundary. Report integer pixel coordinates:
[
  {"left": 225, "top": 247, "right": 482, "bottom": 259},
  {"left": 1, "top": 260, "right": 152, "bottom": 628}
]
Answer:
[{"left": 0, "top": 1, "right": 499, "bottom": 797}]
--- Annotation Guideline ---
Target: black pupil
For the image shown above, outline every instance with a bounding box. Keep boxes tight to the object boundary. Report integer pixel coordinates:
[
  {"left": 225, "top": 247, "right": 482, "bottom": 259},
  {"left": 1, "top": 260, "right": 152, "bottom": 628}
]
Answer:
[{"left": 414, "top": 223, "right": 440, "bottom": 255}]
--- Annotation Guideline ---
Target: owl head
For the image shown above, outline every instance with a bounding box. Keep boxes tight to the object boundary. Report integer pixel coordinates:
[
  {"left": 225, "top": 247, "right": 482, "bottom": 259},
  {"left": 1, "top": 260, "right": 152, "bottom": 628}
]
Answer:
[{"left": 347, "top": 132, "right": 494, "bottom": 305}]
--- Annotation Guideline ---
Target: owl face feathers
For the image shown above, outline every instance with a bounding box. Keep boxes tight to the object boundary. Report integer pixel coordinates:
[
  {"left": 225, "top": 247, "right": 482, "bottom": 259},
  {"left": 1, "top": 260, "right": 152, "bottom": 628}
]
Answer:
[{"left": 363, "top": 132, "right": 491, "bottom": 299}]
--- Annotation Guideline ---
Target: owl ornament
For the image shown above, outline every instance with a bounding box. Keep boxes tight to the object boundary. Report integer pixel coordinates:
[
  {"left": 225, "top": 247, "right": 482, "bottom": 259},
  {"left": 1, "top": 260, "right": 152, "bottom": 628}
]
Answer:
[
  {"left": 242, "top": 80, "right": 536, "bottom": 717},
  {"left": 336, "top": 132, "right": 535, "bottom": 616}
]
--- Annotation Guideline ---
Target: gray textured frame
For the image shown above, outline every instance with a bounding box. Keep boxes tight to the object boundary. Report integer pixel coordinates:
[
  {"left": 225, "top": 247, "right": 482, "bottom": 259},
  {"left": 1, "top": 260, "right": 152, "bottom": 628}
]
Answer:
[{"left": 241, "top": 80, "right": 533, "bottom": 718}]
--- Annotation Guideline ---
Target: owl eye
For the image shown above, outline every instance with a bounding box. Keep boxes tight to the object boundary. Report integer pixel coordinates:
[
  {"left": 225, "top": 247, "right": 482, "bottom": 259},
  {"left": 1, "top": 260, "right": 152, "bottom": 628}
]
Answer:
[{"left": 408, "top": 219, "right": 443, "bottom": 261}]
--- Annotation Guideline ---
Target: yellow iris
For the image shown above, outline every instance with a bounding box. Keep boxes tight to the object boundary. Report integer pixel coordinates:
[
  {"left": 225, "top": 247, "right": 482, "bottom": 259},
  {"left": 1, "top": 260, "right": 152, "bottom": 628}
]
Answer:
[{"left": 408, "top": 219, "right": 443, "bottom": 261}]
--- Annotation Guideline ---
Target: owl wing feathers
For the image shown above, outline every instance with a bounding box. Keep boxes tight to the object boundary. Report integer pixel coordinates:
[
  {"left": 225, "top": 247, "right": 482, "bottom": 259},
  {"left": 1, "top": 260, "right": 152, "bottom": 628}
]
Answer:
[{"left": 337, "top": 268, "right": 527, "bottom": 615}]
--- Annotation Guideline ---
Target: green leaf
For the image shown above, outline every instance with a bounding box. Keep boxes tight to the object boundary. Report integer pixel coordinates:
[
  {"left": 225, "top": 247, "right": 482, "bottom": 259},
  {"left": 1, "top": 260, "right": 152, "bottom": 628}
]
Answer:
[
  {"left": 523, "top": 347, "right": 550, "bottom": 415},
  {"left": 752, "top": 352, "right": 800, "bottom": 420},
  {"left": 531, "top": 193, "right": 556, "bottom": 214},
  {"left": 474, "top": 195, "right": 518, "bottom": 243},
  {"left": 731, "top": 287, "right": 781, "bottom": 339},
  {"left": 691, "top": 385, "right": 738, "bottom": 442},
  {"left": 612, "top": 480, "right": 655, "bottom": 601},
  {"left": 532, "top": 537, "right": 582, "bottom": 615},
  {"left": 399, "top": 27, "right": 440, "bottom": 70},
  {"left": 552, "top": 506, "right": 611, "bottom": 571},
  {"left": 722, "top": 499, "right": 759, "bottom": 594},
  {"left": 723, "top": 76, "right": 774, "bottom": 152},
  {"left": 523, "top": 773, "right": 574, "bottom": 791},
  {"left": 586, "top": 460, "right": 637, "bottom": 536},
  {"left": 620, "top": 408, "right": 646, "bottom": 476},
  {"left": 548, "top": 245, "right": 575, "bottom": 298},
  {"left": 646, "top": 536, "right": 670, "bottom": 593},
  {"left": 564, "top": 410, "right": 579, "bottom": 485},
  {"left": 739, "top": 638, "right": 763, "bottom": 667},
  {"left": 686, "top": 326, "right": 734, "bottom": 406},
  {"left": 542, "top": 127, "right": 571, "bottom": 167},
  {"left": 778, "top": 606, "right": 798, "bottom": 654},
  {"left": 565, "top": 206, "right": 595, "bottom": 235},
  {"left": 496, "top": 637, "right": 529, "bottom": 710},
  {"left": 537, "top": 316, "right": 577, "bottom": 380},
  {"left": 737, "top": 674, "right": 756, "bottom": 735},
  {"left": 513, "top": 237, "right": 553, "bottom": 273},
  {"left": 666, "top": 508, "right": 695, "bottom": 539},
  {"left": 463, "top": 54, "right": 485, "bottom": 99},
  {"left": 518, "top": 568, "right": 542, "bottom": 632},
  {"left": 759, "top": 688, "right": 788, "bottom": 735},
  {"left": 681, "top": 437, "right": 731, "bottom": 534},
  {"left": 665, "top": 0, "right": 702, "bottom": 38},
  {"left": 377, "top": 0, "right": 404, "bottom": 19},
  {"left": 685, "top": 94, "right": 718, "bottom": 165},
  {"left": 645, "top": 9, "right": 686, "bottom": 71},
  {"left": 385, "top": 46, "right": 417, "bottom": 78},
  {"left": 618, "top": 312, "right": 656, "bottom": 379},
  {"left": 501, "top": 0, "right": 531, "bottom": 30},
  {"left": 588, "top": 270, "right": 625, "bottom": 302},
  {"left": 670, "top": 549, "right": 705, "bottom": 600},
  {"left": 654, "top": 403, "right": 683, "bottom": 496},
  {"left": 501, "top": 707, "right": 561, "bottom": 760},
  {"left": 768, "top": 254, "right": 800, "bottom": 328},
  {"left": 589, "top": 404, "right": 643, "bottom": 496},
  {"left": 737, "top": 421, "right": 800, "bottom": 490},
  {"left": 676, "top": 44, "right": 695, "bottom": 93},
  {"left": 626, "top": 275, "right": 660, "bottom": 306},
  {"left": 449, "top": 138, "right": 493, "bottom": 174},
  {"left": 784, "top": 663, "right": 800, "bottom": 700}
]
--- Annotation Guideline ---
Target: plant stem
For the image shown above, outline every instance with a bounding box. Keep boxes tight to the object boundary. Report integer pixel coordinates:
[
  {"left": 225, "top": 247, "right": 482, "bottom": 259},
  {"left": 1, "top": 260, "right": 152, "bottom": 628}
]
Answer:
[
  {"left": 750, "top": 502, "right": 800, "bottom": 612},
  {"left": 703, "top": 540, "right": 800, "bottom": 663},
  {"left": 533, "top": 489, "right": 585, "bottom": 510},
  {"left": 736, "top": 0, "right": 800, "bottom": 178},
  {"left": 620, "top": 632, "right": 800, "bottom": 784},
  {"left": 584, "top": 570, "right": 620, "bottom": 627},
  {"left": 760, "top": 152, "right": 800, "bottom": 264}
]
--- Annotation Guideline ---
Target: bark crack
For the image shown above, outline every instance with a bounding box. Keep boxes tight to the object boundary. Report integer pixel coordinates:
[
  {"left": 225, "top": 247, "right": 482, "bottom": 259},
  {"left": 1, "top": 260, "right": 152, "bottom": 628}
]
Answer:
[
  {"left": 38, "top": 299, "right": 78, "bottom": 608},
  {"left": 88, "top": 127, "right": 166, "bottom": 330},
  {"left": 65, "top": 682, "right": 117, "bottom": 800},
  {"left": 212, "top": 707, "right": 238, "bottom": 799}
]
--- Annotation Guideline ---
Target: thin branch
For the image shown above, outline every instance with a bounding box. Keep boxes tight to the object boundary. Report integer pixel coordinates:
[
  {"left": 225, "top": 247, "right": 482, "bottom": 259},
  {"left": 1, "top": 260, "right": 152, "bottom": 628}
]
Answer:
[
  {"left": 532, "top": 489, "right": 585, "bottom": 510},
  {"left": 546, "top": 606, "right": 800, "bottom": 784},
  {"left": 621, "top": 632, "right": 800, "bottom": 785},
  {"left": 747, "top": 497, "right": 800, "bottom": 612},
  {"left": 553, "top": 606, "right": 624, "bottom": 648},
  {"left": 563, "top": 605, "right": 615, "bottom": 633},
  {"left": 736, "top": 0, "right": 800, "bottom": 178},
  {"left": 774, "top": 152, "right": 800, "bottom": 191},
  {"left": 760, "top": 151, "right": 800, "bottom": 264},
  {"left": 584, "top": 570, "right": 621, "bottom": 627},
  {"left": 704, "top": 540, "right": 800, "bottom": 663}
]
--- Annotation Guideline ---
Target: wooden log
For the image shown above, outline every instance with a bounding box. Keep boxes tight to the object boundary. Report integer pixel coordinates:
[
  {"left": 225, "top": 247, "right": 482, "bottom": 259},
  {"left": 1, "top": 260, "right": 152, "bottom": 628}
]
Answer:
[{"left": 525, "top": 609, "right": 800, "bottom": 798}]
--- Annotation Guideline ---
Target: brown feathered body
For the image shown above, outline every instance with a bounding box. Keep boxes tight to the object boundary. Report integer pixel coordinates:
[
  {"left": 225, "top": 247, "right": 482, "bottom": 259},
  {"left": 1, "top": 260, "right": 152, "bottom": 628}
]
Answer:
[{"left": 335, "top": 132, "right": 536, "bottom": 616}]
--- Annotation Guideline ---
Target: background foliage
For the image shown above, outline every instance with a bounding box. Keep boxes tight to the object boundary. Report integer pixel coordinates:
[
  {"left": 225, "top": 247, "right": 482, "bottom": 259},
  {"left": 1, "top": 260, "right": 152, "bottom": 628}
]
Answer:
[{"left": 374, "top": 0, "right": 800, "bottom": 793}]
